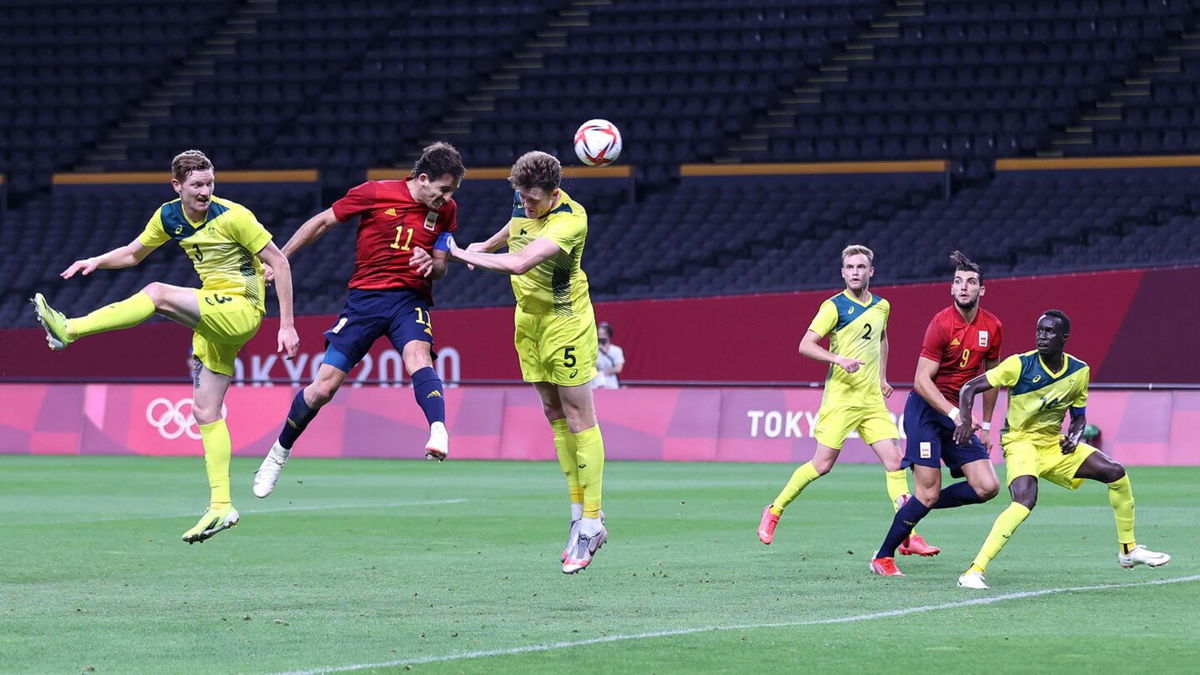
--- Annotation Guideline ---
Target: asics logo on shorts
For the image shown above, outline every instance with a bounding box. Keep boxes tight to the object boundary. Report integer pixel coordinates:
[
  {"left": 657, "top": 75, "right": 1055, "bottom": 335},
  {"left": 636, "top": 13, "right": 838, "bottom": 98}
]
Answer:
[{"left": 145, "top": 398, "right": 227, "bottom": 440}]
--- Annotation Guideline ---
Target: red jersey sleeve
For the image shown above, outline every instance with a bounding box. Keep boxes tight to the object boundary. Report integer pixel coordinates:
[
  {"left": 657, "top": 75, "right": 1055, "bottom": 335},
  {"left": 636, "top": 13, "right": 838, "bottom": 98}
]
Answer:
[
  {"left": 442, "top": 200, "right": 458, "bottom": 234},
  {"left": 331, "top": 182, "right": 378, "bottom": 222},
  {"left": 919, "top": 314, "right": 949, "bottom": 362}
]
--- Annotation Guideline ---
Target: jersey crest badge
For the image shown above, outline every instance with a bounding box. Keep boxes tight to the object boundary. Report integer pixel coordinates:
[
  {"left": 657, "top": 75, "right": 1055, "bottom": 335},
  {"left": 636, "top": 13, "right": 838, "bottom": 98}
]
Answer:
[
  {"left": 978, "top": 331, "right": 989, "bottom": 347},
  {"left": 423, "top": 212, "right": 438, "bottom": 231}
]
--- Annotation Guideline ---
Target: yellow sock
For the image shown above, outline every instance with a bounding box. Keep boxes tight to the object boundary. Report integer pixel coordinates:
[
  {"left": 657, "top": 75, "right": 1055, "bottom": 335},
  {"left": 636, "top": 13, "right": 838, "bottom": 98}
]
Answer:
[
  {"left": 771, "top": 462, "right": 820, "bottom": 514},
  {"left": 1107, "top": 475, "right": 1136, "bottom": 550},
  {"left": 970, "top": 502, "right": 1031, "bottom": 573},
  {"left": 885, "top": 469, "right": 909, "bottom": 511},
  {"left": 69, "top": 291, "right": 155, "bottom": 340},
  {"left": 198, "top": 419, "right": 232, "bottom": 508},
  {"left": 551, "top": 418, "right": 583, "bottom": 507},
  {"left": 572, "top": 425, "right": 605, "bottom": 519}
]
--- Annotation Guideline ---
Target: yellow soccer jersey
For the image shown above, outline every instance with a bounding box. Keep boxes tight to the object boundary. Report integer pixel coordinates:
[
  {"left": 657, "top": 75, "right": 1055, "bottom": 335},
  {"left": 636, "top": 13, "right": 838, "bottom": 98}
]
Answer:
[
  {"left": 507, "top": 188, "right": 591, "bottom": 316},
  {"left": 809, "top": 290, "right": 890, "bottom": 406},
  {"left": 985, "top": 350, "right": 1090, "bottom": 445},
  {"left": 138, "top": 196, "right": 272, "bottom": 313}
]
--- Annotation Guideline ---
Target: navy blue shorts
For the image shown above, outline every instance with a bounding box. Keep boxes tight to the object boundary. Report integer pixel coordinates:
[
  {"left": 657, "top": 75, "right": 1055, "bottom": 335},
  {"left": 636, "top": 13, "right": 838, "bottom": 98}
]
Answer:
[
  {"left": 322, "top": 289, "right": 434, "bottom": 373},
  {"left": 902, "top": 391, "right": 990, "bottom": 478}
]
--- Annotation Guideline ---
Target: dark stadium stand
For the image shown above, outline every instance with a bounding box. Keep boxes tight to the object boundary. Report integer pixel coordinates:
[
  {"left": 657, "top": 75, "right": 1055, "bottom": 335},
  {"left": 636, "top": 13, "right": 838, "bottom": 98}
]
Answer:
[{"left": 3, "top": 0, "right": 1200, "bottom": 329}]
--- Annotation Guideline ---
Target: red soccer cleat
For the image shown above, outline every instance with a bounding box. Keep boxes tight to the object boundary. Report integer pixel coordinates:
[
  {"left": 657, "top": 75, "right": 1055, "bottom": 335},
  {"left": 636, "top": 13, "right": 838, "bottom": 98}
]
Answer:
[
  {"left": 869, "top": 557, "right": 905, "bottom": 577},
  {"left": 757, "top": 505, "right": 779, "bottom": 545},
  {"left": 899, "top": 532, "right": 941, "bottom": 557}
]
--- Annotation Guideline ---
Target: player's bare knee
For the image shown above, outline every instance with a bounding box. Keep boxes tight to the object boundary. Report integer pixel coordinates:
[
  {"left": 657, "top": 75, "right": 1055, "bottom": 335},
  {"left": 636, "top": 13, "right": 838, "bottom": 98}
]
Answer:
[
  {"left": 811, "top": 459, "right": 835, "bottom": 475},
  {"left": 914, "top": 485, "right": 940, "bottom": 507},
  {"left": 401, "top": 341, "right": 433, "bottom": 374},
  {"left": 192, "top": 402, "right": 222, "bottom": 426},
  {"left": 142, "top": 282, "right": 167, "bottom": 309}
]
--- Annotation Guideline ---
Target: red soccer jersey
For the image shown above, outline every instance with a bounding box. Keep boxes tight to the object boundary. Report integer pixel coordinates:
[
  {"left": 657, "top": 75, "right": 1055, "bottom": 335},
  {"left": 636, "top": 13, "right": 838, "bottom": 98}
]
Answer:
[
  {"left": 331, "top": 179, "right": 457, "bottom": 302},
  {"left": 919, "top": 306, "right": 1004, "bottom": 406}
]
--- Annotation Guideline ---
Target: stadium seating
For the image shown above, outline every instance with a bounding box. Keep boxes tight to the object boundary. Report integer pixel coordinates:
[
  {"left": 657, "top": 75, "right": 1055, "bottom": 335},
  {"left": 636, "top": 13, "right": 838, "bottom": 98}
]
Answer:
[{"left": 4, "top": 0, "right": 1200, "bottom": 330}]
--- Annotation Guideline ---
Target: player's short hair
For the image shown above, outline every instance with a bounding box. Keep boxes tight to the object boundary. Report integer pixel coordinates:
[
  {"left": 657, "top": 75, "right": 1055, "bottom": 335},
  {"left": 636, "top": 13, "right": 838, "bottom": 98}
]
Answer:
[
  {"left": 171, "top": 150, "right": 213, "bottom": 183},
  {"left": 1041, "top": 309, "right": 1071, "bottom": 334},
  {"left": 841, "top": 244, "right": 874, "bottom": 264},
  {"left": 509, "top": 151, "right": 562, "bottom": 193},
  {"left": 950, "top": 250, "right": 984, "bottom": 283},
  {"left": 411, "top": 142, "right": 465, "bottom": 182}
]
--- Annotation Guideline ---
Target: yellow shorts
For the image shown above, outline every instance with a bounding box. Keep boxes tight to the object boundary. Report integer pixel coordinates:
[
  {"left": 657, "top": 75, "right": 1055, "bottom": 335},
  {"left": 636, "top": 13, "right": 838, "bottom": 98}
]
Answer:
[
  {"left": 192, "top": 290, "right": 262, "bottom": 377},
  {"left": 812, "top": 402, "right": 899, "bottom": 450},
  {"left": 513, "top": 304, "right": 597, "bottom": 387},
  {"left": 1002, "top": 438, "right": 1098, "bottom": 490}
]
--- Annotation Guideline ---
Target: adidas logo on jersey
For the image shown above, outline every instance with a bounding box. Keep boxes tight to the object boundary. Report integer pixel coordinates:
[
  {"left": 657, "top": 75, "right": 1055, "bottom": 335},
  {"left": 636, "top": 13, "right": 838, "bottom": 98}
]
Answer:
[{"left": 950, "top": 338, "right": 961, "bottom": 346}]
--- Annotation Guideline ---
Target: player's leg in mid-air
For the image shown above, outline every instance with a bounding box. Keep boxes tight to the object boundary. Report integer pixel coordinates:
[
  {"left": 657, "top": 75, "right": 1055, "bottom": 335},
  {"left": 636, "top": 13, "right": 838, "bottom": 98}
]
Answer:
[
  {"left": 519, "top": 305, "right": 607, "bottom": 574},
  {"left": 384, "top": 290, "right": 449, "bottom": 462}
]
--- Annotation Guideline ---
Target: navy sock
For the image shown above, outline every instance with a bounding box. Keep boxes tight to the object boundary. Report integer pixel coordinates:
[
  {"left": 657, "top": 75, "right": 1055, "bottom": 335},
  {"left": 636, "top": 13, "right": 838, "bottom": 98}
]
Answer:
[
  {"left": 876, "top": 498, "right": 931, "bottom": 559},
  {"left": 277, "top": 389, "right": 318, "bottom": 450},
  {"left": 932, "top": 481, "right": 984, "bottom": 509},
  {"left": 411, "top": 366, "right": 445, "bottom": 425}
]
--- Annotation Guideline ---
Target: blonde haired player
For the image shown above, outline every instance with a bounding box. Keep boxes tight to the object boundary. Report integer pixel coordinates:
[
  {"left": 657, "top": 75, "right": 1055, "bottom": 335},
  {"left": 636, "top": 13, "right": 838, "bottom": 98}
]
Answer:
[
  {"left": 448, "top": 151, "right": 607, "bottom": 574},
  {"left": 32, "top": 149, "right": 299, "bottom": 544},
  {"left": 954, "top": 310, "right": 1169, "bottom": 589},
  {"left": 757, "top": 245, "right": 938, "bottom": 556}
]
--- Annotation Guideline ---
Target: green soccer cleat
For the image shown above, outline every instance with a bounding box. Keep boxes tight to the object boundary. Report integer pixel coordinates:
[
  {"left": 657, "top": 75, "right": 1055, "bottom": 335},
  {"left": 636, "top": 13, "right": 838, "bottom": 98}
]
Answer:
[
  {"left": 31, "top": 293, "right": 73, "bottom": 351},
  {"left": 181, "top": 505, "right": 240, "bottom": 544}
]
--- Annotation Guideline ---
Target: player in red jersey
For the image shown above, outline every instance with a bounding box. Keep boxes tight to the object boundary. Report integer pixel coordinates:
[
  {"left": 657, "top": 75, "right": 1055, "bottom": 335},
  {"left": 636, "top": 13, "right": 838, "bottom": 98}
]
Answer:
[
  {"left": 252, "top": 142, "right": 465, "bottom": 498},
  {"left": 869, "top": 251, "right": 1003, "bottom": 577}
]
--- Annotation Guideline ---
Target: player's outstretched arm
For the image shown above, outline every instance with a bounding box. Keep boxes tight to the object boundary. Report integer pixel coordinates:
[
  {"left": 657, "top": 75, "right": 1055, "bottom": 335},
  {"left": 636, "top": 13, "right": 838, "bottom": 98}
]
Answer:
[
  {"left": 473, "top": 223, "right": 512, "bottom": 253},
  {"left": 953, "top": 374, "right": 993, "bottom": 445},
  {"left": 61, "top": 239, "right": 154, "bottom": 279},
  {"left": 798, "top": 330, "right": 863, "bottom": 372},
  {"left": 448, "top": 236, "right": 559, "bottom": 275},
  {"left": 280, "top": 208, "right": 341, "bottom": 259},
  {"left": 257, "top": 241, "right": 299, "bottom": 359}
]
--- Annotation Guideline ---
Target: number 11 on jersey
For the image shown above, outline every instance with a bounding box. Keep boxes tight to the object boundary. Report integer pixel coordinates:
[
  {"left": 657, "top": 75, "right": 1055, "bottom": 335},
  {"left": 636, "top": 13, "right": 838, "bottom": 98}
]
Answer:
[{"left": 390, "top": 226, "right": 413, "bottom": 250}]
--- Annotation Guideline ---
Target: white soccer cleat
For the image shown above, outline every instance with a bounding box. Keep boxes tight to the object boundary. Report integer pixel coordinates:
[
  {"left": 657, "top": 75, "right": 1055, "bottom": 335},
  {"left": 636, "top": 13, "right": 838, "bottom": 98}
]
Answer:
[
  {"left": 253, "top": 441, "right": 289, "bottom": 498},
  {"left": 562, "top": 524, "right": 608, "bottom": 574},
  {"left": 562, "top": 510, "right": 604, "bottom": 562},
  {"left": 957, "top": 570, "right": 989, "bottom": 590},
  {"left": 425, "top": 421, "right": 448, "bottom": 462},
  {"left": 1118, "top": 545, "right": 1171, "bottom": 569}
]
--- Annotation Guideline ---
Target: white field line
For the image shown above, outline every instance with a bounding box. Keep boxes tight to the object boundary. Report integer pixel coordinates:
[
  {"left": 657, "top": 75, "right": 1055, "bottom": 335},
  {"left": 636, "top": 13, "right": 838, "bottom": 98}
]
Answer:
[
  {"left": 0, "top": 499, "right": 468, "bottom": 526},
  {"left": 282, "top": 573, "right": 1200, "bottom": 675}
]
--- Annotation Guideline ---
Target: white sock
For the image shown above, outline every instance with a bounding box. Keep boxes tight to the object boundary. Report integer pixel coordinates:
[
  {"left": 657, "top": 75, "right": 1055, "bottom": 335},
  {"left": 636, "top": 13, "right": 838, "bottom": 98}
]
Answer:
[
  {"left": 570, "top": 503, "right": 583, "bottom": 521},
  {"left": 580, "top": 516, "right": 603, "bottom": 537},
  {"left": 430, "top": 421, "right": 446, "bottom": 435},
  {"left": 271, "top": 440, "right": 291, "bottom": 460}
]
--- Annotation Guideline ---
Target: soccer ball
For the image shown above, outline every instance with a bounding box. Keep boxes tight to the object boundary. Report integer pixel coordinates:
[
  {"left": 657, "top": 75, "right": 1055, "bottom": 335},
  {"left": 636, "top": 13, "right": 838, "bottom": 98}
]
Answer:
[{"left": 573, "top": 119, "right": 622, "bottom": 167}]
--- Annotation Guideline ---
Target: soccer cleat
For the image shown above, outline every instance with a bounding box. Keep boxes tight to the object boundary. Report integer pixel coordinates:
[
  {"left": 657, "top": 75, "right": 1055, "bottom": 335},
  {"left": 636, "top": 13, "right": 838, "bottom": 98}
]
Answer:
[
  {"left": 253, "top": 442, "right": 288, "bottom": 498},
  {"left": 1118, "top": 545, "right": 1171, "bottom": 569},
  {"left": 562, "top": 510, "right": 604, "bottom": 562},
  {"left": 424, "top": 421, "right": 448, "bottom": 461},
  {"left": 899, "top": 532, "right": 941, "bottom": 557},
  {"left": 181, "top": 505, "right": 240, "bottom": 544},
  {"left": 562, "top": 525, "right": 607, "bottom": 574},
  {"left": 869, "top": 557, "right": 904, "bottom": 577},
  {"left": 957, "top": 570, "right": 988, "bottom": 590},
  {"left": 757, "top": 505, "right": 779, "bottom": 545},
  {"left": 31, "top": 293, "right": 73, "bottom": 351},
  {"left": 562, "top": 519, "right": 581, "bottom": 563}
]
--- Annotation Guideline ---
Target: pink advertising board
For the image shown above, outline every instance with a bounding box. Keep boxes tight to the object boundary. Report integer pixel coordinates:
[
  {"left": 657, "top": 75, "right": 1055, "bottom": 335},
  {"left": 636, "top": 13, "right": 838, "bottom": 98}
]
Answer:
[{"left": 2, "top": 384, "right": 1195, "bottom": 466}]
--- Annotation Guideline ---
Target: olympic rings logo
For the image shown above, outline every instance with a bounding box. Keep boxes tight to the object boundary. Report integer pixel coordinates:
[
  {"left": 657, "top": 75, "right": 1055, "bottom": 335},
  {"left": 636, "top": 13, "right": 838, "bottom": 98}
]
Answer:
[{"left": 145, "top": 398, "right": 227, "bottom": 440}]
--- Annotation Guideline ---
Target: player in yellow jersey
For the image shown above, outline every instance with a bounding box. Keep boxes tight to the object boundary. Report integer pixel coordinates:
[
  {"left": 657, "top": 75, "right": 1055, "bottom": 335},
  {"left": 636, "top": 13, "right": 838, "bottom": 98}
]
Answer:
[
  {"left": 448, "top": 151, "right": 607, "bottom": 574},
  {"left": 953, "top": 310, "right": 1170, "bottom": 589},
  {"left": 757, "top": 245, "right": 938, "bottom": 555},
  {"left": 31, "top": 150, "right": 299, "bottom": 544}
]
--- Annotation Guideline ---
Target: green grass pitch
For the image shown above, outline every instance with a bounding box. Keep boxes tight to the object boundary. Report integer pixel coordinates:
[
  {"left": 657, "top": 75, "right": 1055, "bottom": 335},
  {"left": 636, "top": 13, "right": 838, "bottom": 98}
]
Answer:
[{"left": 2, "top": 457, "right": 1197, "bottom": 673}]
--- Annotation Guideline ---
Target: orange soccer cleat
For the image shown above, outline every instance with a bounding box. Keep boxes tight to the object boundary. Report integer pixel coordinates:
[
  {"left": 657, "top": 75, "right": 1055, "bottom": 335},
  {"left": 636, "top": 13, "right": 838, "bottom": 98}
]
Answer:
[
  {"left": 757, "top": 505, "right": 779, "bottom": 545},
  {"left": 869, "top": 557, "right": 905, "bottom": 577},
  {"left": 899, "top": 532, "right": 941, "bottom": 557}
]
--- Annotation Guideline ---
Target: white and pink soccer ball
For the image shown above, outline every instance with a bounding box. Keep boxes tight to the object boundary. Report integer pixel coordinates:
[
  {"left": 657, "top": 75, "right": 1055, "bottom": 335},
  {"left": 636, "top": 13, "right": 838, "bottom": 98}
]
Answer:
[{"left": 573, "top": 119, "right": 622, "bottom": 167}]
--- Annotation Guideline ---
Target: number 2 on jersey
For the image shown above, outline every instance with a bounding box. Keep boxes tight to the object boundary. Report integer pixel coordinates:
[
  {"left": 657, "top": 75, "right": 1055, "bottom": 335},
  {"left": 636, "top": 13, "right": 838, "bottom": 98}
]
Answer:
[{"left": 390, "top": 226, "right": 413, "bottom": 251}]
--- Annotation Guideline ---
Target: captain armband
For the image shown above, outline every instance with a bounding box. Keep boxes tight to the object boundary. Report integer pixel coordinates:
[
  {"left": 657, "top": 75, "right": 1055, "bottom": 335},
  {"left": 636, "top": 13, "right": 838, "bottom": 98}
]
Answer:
[
  {"left": 433, "top": 232, "right": 454, "bottom": 251},
  {"left": 1069, "top": 406, "right": 1086, "bottom": 419}
]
